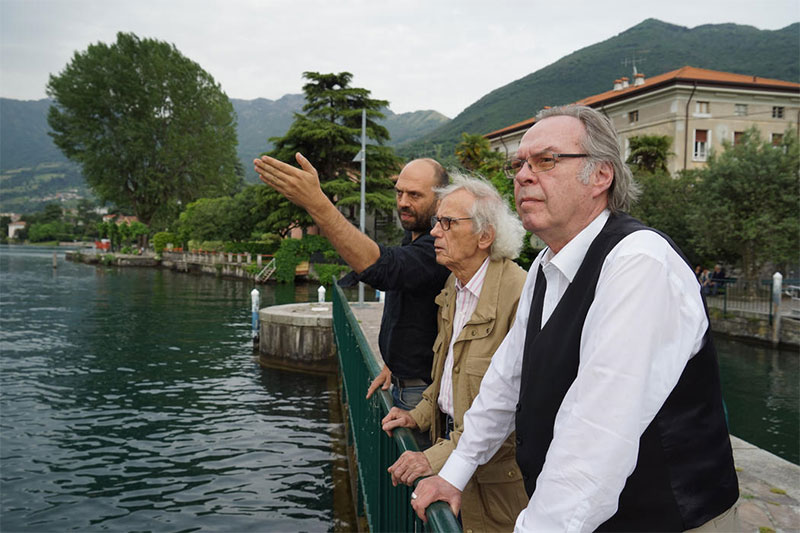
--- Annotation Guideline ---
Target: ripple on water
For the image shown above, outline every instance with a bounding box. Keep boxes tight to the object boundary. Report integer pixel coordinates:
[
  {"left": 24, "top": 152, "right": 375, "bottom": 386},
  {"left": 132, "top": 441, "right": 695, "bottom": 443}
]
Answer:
[{"left": 1, "top": 247, "right": 350, "bottom": 532}]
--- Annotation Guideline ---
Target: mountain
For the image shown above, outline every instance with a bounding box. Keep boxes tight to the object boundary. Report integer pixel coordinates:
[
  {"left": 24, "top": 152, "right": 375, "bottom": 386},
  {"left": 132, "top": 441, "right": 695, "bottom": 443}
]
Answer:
[
  {"left": 0, "top": 96, "right": 449, "bottom": 211},
  {"left": 401, "top": 19, "right": 800, "bottom": 158},
  {"left": 380, "top": 108, "right": 451, "bottom": 146},
  {"left": 232, "top": 96, "right": 450, "bottom": 180},
  {"left": 4, "top": 19, "right": 797, "bottom": 212},
  {"left": 231, "top": 94, "right": 305, "bottom": 178}
]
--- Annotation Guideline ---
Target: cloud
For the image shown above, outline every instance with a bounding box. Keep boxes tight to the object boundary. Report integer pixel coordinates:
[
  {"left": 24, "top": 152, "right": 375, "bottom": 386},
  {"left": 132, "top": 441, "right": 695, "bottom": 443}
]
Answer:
[{"left": 1, "top": 0, "right": 797, "bottom": 116}]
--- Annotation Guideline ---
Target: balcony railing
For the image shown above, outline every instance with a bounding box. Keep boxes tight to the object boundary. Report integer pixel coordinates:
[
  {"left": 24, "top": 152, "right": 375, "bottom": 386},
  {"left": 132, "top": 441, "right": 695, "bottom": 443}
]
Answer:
[{"left": 332, "top": 281, "right": 462, "bottom": 533}]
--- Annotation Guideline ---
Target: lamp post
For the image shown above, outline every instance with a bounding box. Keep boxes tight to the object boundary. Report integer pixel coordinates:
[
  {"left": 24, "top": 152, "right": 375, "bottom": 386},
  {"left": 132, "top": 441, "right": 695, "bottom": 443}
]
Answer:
[{"left": 353, "top": 109, "right": 367, "bottom": 305}]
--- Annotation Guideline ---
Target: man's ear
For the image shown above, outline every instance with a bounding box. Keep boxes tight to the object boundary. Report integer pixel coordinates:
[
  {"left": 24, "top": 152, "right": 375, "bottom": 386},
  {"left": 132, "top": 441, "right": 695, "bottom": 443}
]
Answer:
[
  {"left": 478, "top": 226, "right": 495, "bottom": 251},
  {"left": 591, "top": 161, "right": 614, "bottom": 198}
]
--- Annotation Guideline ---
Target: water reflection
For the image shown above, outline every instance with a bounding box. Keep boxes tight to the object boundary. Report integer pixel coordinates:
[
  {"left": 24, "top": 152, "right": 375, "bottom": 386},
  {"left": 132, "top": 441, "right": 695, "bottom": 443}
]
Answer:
[
  {"left": 715, "top": 334, "right": 799, "bottom": 464},
  {"left": 0, "top": 246, "right": 353, "bottom": 532}
]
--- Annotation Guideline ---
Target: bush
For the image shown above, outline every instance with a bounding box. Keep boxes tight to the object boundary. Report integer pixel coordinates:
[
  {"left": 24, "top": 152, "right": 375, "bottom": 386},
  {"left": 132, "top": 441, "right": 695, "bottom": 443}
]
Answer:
[
  {"left": 273, "top": 235, "right": 341, "bottom": 284},
  {"left": 312, "top": 263, "right": 350, "bottom": 286},
  {"left": 200, "top": 240, "right": 225, "bottom": 252},
  {"left": 152, "top": 231, "right": 176, "bottom": 254}
]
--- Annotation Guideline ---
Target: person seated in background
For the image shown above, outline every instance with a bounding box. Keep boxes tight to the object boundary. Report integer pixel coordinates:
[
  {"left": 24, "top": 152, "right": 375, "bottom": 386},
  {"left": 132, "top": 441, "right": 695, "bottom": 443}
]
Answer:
[
  {"left": 380, "top": 173, "right": 529, "bottom": 532},
  {"left": 700, "top": 267, "right": 712, "bottom": 294},
  {"left": 709, "top": 263, "right": 727, "bottom": 295}
]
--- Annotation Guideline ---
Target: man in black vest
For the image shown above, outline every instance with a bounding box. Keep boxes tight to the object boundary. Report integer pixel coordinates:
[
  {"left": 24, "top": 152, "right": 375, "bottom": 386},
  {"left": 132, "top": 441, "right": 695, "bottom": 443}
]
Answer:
[{"left": 410, "top": 105, "right": 740, "bottom": 531}]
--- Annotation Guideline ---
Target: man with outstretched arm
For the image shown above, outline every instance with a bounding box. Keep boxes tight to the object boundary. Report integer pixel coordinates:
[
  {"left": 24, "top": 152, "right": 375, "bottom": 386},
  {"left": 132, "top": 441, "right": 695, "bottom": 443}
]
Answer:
[
  {"left": 254, "top": 154, "right": 450, "bottom": 423},
  {"left": 410, "top": 105, "right": 740, "bottom": 532}
]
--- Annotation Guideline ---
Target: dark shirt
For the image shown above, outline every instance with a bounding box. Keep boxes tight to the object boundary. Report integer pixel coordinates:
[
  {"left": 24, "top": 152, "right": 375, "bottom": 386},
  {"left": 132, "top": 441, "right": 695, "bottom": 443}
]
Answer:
[{"left": 343, "top": 230, "right": 450, "bottom": 383}]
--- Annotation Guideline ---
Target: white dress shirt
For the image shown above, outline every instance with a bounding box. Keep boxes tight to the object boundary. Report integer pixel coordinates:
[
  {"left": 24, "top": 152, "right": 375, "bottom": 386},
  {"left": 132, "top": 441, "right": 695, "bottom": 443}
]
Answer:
[
  {"left": 438, "top": 257, "right": 490, "bottom": 417},
  {"left": 438, "top": 210, "right": 708, "bottom": 532}
]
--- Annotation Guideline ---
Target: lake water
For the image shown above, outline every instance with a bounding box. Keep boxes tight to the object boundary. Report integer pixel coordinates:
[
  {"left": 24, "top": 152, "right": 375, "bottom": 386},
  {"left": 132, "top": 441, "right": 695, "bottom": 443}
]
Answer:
[
  {"left": 0, "top": 246, "right": 797, "bottom": 532},
  {"left": 0, "top": 246, "right": 355, "bottom": 532}
]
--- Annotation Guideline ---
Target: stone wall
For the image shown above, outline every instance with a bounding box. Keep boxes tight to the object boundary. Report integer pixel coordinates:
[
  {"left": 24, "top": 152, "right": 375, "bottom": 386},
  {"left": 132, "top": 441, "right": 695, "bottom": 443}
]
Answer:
[{"left": 709, "top": 311, "right": 800, "bottom": 348}]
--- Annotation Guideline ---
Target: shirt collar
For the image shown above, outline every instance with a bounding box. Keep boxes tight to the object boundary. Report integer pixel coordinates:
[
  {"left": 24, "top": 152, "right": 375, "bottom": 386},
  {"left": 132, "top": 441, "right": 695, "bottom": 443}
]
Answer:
[
  {"left": 541, "top": 210, "right": 610, "bottom": 283},
  {"left": 455, "top": 257, "right": 490, "bottom": 298}
]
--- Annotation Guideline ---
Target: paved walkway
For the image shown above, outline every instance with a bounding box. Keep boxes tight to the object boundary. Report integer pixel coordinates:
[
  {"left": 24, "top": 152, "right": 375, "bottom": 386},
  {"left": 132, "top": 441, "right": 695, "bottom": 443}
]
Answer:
[{"left": 350, "top": 302, "right": 800, "bottom": 532}]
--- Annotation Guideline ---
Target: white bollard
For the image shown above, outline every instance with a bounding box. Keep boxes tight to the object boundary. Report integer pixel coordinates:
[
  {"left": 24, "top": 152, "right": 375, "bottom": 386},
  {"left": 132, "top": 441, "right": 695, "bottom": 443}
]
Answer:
[
  {"left": 318, "top": 285, "right": 326, "bottom": 303},
  {"left": 250, "top": 288, "right": 260, "bottom": 343},
  {"left": 772, "top": 272, "right": 783, "bottom": 346}
]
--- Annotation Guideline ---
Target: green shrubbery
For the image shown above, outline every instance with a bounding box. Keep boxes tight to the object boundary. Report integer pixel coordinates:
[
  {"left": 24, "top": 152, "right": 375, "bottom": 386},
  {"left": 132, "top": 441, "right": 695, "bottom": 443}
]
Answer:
[
  {"left": 274, "top": 234, "right": 343, "bottom": 283},
  {"left": 312, "top": 263, "right": 350, "bottom": 286},
  {"left": 152, "top": 232, "right": 176, "bottom": 254}
]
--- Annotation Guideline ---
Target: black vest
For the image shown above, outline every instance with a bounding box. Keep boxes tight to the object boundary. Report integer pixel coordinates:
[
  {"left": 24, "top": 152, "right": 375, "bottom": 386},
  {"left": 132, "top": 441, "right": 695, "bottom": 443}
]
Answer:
[{"left": 515, "top": 213, "right": 738, "bottom": 531}]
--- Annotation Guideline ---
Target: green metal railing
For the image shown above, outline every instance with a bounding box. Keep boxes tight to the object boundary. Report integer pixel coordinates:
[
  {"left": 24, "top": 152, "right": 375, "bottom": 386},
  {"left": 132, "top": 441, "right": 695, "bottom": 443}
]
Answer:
[{"left": 332, "top": 282, "right": 462, "bottom": 533}]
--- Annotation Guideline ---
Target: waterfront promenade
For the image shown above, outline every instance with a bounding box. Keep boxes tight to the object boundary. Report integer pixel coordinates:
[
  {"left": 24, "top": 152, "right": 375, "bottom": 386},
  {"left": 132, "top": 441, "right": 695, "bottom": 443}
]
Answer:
[{"left": 349, "top": 302, "right": 799, "bottom": 532}]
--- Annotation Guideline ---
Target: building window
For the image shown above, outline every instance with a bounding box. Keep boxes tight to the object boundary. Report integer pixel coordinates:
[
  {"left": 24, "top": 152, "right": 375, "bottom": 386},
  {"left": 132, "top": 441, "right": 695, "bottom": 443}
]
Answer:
[
  {"left": 734, "top": 104, "right": 748, "bottom": 116},
  {"left": 628, "top": 110, "right": 639, "bottom": 123},
  {"left": 694, "top": 129, "right": 709, "bottom": 161},
  {"left": 695, "top": 101, "right": 710, "bottom": 115},
  {"left": 733, "top": 131, "right": 744, "bottom": 145},
  {"left": 771, "top": 133, "right": 784, "bottom": 146},
  {"left": 772, "top": 106, "right": 785, "bottom": 118}
]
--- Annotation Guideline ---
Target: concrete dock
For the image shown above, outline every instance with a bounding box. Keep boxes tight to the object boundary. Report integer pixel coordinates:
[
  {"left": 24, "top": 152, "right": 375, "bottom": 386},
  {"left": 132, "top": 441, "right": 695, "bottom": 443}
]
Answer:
[{"left": 349, "top": 302, "right": 799, "bottom": 532}]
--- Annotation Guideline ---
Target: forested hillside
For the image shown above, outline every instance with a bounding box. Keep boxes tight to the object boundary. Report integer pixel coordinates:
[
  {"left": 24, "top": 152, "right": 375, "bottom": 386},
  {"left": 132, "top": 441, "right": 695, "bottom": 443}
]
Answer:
[{"left": 401, "top": 19, "right": 800, "bottom": 158}]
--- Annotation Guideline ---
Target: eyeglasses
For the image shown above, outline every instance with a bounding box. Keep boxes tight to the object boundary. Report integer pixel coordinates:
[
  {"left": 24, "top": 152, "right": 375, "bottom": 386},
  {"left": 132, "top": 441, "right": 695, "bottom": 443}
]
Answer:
[
  {"left": 431, "top": 215, "right": 472, "bottom": 231},
  {"left": 503, "top": 152, "right": 589, "bottom": 178}
]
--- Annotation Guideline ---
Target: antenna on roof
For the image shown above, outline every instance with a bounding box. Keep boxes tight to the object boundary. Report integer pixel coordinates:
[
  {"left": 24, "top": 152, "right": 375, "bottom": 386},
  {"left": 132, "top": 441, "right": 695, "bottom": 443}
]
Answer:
[{"left": 622, "top": 53, "right": 647, "bottom": 78}]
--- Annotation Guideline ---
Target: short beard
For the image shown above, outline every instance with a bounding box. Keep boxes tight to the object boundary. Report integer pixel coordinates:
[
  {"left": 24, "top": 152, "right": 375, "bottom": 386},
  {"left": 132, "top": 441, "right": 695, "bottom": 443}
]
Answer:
[{"left": 399, "top": 202, "right": 437, "bottom": 233}]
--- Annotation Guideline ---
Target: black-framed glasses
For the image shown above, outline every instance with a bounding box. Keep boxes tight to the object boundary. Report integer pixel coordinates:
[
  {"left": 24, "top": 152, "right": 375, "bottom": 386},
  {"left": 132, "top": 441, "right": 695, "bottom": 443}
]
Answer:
[
  {"left": 431, "top": 215, "right": 472, "bottom": 231},
  {"left": 503, "top": 152, "right": 590, "bottom": 178}
]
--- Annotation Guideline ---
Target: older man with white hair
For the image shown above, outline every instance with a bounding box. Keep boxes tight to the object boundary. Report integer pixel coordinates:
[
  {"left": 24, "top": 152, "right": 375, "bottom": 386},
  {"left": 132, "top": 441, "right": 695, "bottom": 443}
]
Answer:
[{"left": 381, "top": 173, "right": 529, "bottom": 532}]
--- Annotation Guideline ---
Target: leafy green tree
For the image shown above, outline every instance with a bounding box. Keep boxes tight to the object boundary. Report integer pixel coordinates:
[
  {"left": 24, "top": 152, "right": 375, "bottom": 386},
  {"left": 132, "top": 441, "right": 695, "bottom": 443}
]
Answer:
[
  {"left": 626, "top": 135, "right": 673, "bottom": 174},
  {"left": 690, "top": 127, "right": 799, "bottom": 282},
  {"left": 262, "top": 72, "right": 401, "bottom": 235},
  {"left": 177, "top": 185, "right": 263, "bottom": 243},
  {"left": 46, "top": 32, "right": 240, "bottom": 228},
  {"left": 28, "top": 221, "right": 72, "bottom": 242},
  {"left": 454, "top": 132, "right": 511, "bottom": 199},
  {"left": 630, "top": 170, "right": 700, "bottom": 264}
]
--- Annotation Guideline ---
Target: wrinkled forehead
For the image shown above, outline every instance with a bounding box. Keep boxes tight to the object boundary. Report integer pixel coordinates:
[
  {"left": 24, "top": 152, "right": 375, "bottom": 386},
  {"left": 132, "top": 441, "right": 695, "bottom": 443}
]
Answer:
[{"left": 519, "top": 115, "right": 585, "bottom": 155}]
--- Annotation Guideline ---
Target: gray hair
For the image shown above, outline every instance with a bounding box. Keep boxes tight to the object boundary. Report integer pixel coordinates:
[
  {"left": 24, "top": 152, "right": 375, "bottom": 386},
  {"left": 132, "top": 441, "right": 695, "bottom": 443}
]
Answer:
[
  {"left": 537, "top": 105, "right": 640, "bottom": 212},
  {"left": 435, "top": 172, "right": 525, "bottom": 260}
]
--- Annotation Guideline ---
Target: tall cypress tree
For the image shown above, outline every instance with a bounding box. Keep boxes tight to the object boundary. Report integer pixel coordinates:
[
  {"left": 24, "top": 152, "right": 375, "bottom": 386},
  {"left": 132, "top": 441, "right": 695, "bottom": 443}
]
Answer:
[{"left": 261, "top": 72, "right": 401, "bottom": 235}]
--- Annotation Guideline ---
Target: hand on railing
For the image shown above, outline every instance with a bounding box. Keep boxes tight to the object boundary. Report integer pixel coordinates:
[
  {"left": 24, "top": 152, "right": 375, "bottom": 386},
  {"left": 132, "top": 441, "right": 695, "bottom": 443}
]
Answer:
[
  {"left": 388, "top": 451, "right": 433, "bottom": 487},
  {"left": 381, "top": 407, "right": 418, "bottom": 437},
  {"left": 366, "top": 365, "right": 392, "bottom": 399},
  {"left": 411, "top": 475, "right": 462, "bottom": 524}
]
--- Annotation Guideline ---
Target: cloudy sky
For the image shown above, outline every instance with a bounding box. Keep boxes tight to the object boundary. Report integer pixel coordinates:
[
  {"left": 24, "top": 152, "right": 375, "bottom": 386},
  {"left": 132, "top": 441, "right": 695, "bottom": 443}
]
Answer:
[{"left": 1, "top": 0, "right": 797, "bottom": 118}]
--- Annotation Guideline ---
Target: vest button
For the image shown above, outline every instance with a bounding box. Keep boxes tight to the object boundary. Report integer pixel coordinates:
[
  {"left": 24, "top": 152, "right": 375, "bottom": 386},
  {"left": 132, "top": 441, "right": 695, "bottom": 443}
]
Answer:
[
  {"left": 453, "top": 366, "right": 460, "bottom": 374},
  {"left": 523, "top": 473, "right": 529, "bottom": 481},
  {"left": 515, "top": 436, "right": 522, "bottom": 445},
  {"left": 515, "top": 402, "right": 521, "bottom": 412},
  {"left": 507, "top": 470, "right": 515, "bottom": 478},
  {"left": 471, "top": 330, "right": 476, "bottom": 336}
]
